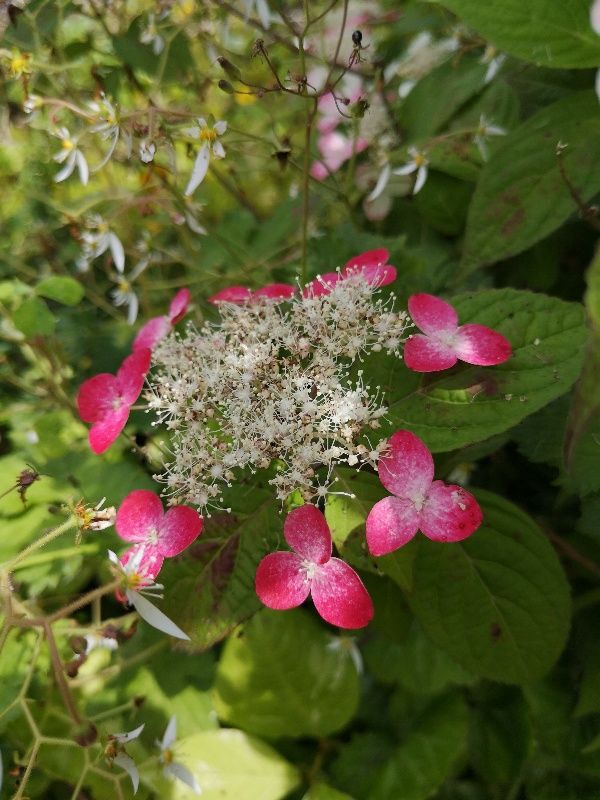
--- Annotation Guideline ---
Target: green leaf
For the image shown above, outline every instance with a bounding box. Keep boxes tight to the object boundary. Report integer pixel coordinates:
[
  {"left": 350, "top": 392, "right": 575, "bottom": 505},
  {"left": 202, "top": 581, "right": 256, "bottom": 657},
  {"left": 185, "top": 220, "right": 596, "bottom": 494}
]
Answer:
[
  {"left": 415, "top": 172, "right": 473, "bottom": 236},
  {"left": 303, "top": 784, "right": 355, "bottom": 800},
  {"left": 155, "top": 729, "right": 300, "bottom": 799},
  {"left": 213, "top": 609, "right": 360, "bottom": 738},
  {"left": 330, "top": 732, "right": 395, "bottom": 799},
  {"left": 36, "top": 276, "right": 84, "bottom": 306},
  {"left": 383, "top": 289, "right": 586, "bottom": 452},
  {"left": 13, "top": 296, "right": 56, "bottom": 337},
  {"left": 435, "top": 0, "right": 600, "bottom": 68},
  {"left": 409, "top": 490, "right": 571, "bottom": 683},
  {"left": 461, "top": 92, "right": 600, "bottom": 271},
  {"left": 370, "top": 692, "right": 469, "bottom": 800}
]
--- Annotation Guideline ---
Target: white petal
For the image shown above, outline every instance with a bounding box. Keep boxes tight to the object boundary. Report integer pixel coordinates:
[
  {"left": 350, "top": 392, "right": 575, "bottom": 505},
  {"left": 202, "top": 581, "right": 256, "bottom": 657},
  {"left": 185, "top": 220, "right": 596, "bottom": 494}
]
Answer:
[
  {"left": 398, "top": 79, "right": 416, "bottom": 99},
  {"left": 185, "top": 212, "right": 208, "bottom": 236},
  {"left": 130, "top": 591, "right": 190, "bottom": 640},
  {"left": 75, "top": 151, "right": 89, "bottom": 186},
  {"left": 213, "top": 120, "right": 228, "bottom": 135},
  {"left": 255, "top": 0, "right": 271, "bottom": 29},
  {"left": 53, "top": 148, "right": 70, "bottom": 164},
  {"left": 109, "top": 233, "right": 125, "bottom": 272},
  {"left": 107, "top": 549, "right": 120, "bottom": 567},
  {"left": 475, "top": 135, "right": 489, "bottom": 162},
  {"left": 183, "top": 126, "right": 200, "bottom": 139},
  {"left": 126, "top": 293, "right": 139, "bottom": 325},
  {"left": 54, "top": 152, "right": 76, "bottom": 183},
  {"left": 161, "top": 715, "right": 177, "bottom": 751},
  {"left": 165, "top": 762, "right": 202, "bottom": 794},
  {"left": 413, "top": 164, "right": 428, "bottom": 194},
  {"left": 596, "top": 68, "right": 600, "bottom": 103},
  {"left": 212, "top": 140, "right": 226, "bottom": 159},
  {"left": 366, "top": 163, "right": 391, "bottom": 202},
  {"left": 487, "top": 124, "right": 506, "bottom": 136},
  {"left": 196, "top": 117, "right": 208, "bottom": 129},
  {"left": 113, "top": 723, "right": 145, "bottom": 743},
  {"left": 393, "top": 162, "right": 417, "bottom": 176},
  {"left": 184, "top": 144, "right": 210, "bottom": 196},
  {"left": 113, "top": 754, "right": 140, "bottom": 794}
]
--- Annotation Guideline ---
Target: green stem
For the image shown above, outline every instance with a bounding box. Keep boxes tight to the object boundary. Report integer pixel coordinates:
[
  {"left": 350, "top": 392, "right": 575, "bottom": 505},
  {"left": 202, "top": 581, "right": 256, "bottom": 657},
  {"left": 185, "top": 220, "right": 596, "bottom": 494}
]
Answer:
[{"left": 3, "top": 515, "right": 76, "bottom": 572}]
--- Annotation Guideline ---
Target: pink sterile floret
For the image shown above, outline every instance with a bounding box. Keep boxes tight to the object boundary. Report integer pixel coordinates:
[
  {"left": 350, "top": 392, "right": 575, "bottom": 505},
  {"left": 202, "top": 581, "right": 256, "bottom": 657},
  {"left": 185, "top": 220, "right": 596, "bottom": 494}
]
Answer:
[
  {"left": 208, "top": 283, "right": 295, "bottom": 305},
  {"left": 77, "top": 348, "right": 151, "bottom": 455},
  {"left": 133, "top": 288, "right": 191, "bottom": 351},
  {"left": 116, "top": 490, "right": 203, "bottom": 579},
  {"left": 310, "top": 131, "right": 369, "bottom": 181},
  {"left": 303, "top": 248, "right": 397, "bottom": 298},
  {"left": 404, "top": 293, "right": 512, "bottom": 373},
  {"left": 366, "top": 430, "right": 483, "bottom": 556},
  {"left": 255, "top": 504, "right": 373, "bottom": 629}
]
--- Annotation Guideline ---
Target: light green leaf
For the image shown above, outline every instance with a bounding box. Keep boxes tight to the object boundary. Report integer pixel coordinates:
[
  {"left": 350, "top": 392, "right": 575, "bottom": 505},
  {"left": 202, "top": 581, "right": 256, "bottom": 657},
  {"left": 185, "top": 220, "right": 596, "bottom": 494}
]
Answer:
[
  {"left": 370, "top": 692, "right": 469, "bottom": 800},
  {"left": 435, "top": 0, "right": 600, "bottom": 68},
  {"left": 303, "top": 784, "right": 355, "bottom": 800},
  {"left": 36, "top": 276, "right": 84, "bottom": 306},
  {"left": 461, "top": 92, "right": 600, "bottom": 272},
  {"left": 213, "top": 609, "right": 360, "bottom": 738},
  {"left": 383, "top": 289, "right": 586, "bottom": 452},
  {"left": 13, "top": 296, "right": 56, "bottom": 337},
  {"left": 409, "top": 490, "right": 571, "bottom": 683}
]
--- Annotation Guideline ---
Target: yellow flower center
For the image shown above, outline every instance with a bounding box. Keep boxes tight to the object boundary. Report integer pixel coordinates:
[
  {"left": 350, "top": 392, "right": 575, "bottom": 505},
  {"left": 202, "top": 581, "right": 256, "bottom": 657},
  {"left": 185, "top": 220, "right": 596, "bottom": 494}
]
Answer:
[
  {"left": 199, "top": 128, "right": 217, "bottom": 143},
  {"left": 163, "top": 748, "right": 174, "bottom": 764},
  {"left": 117, "top": 279, "right": 131, "bottom": 293},
  {"left": 413, "top": 153, "right": 427, "bottom": 168},
  {"left": 10, "top": 53, "right": 30, "bottom": 76},
  {"left": 62, "top": 139, "right": 74, "bottom": 150}
]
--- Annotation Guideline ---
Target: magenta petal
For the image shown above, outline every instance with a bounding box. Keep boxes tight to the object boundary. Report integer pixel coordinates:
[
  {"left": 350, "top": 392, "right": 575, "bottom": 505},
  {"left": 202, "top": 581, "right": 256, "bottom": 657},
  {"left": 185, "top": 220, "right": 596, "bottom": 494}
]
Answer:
[
  {"left": 133, "top": 316, "right": 171, "bottom": 351},
  {"left": 357, "top": 263, "right": 397, "bottom": 287},
  {"left": 302, "top": 272, "right": 340, "bottom": 298},
  {"left": 343, "top": 248, "right": 390, "bottom": 273},
  {"left": 158, "top": 505, "right": 203, "bottom": 556},
  {"left": 404, "top": 334, "right": 458, "bottom": 372},
  {"left": 377, "top": 430, "right": 434, "bottom": 499},
  {"left": 168, "top": 288, "right": 191, "bottom": 323},
  {"left": 77, "top": 374, "right": 118, "bottom": 423},
  {"left": 311, "top": 559, "right": 374, "bottom": 629},
  {"left": 253, "top": 283, "right": 296, "bottom": 301},
  {"left": 208, "top": 286, "right": 252, "bottom": 304},
  {"left": 88, "top": 407, "right": 130, "bottom": 454},
  {"left": 116, "top": 490, "right": 164, "bottom": 543},
  {"left": 116, "top": 349, "right": 152, "bottom": 405},
  {"left": 420, "top": 481, "right": 483, "bottom": 542},
  {"left": 121, "top": 544, "right": 165, "bottom": 580},
  {"left": 454, "top": 323, "right": 512, "bottom": 366},
  {"left": 255, "top": 551, "right": 310, "bottom": 610},
  {"left": 408, "top": 293, "right": 458, "bottom": 335},
  {"left": 284, "top": 505, "right": 332, "bottom": 564},
  {"left": 366, "top": 496, "right": 420, "bottom": 556}
]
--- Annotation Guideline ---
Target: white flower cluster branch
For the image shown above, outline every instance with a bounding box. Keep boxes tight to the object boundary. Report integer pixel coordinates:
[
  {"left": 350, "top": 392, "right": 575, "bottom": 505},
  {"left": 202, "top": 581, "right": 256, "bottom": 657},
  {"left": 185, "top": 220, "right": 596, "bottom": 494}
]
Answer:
[{"left": 145, "top": 274, "right": 410, "bottom": 513}]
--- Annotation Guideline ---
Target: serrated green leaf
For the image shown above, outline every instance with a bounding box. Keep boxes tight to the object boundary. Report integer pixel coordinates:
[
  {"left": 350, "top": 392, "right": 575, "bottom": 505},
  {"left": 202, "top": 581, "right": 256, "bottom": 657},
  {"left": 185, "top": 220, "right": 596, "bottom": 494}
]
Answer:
[
  {"left": 213, "top": 609, "right": 360, "bottom": 738},
  {"left": 36, "top": 276, "right": 84, "bottom": 306},
  {"left": 370, "top": 692, "right": 469, "bottom": 800},
  {"left": 13, "top": 296, "right": 55, "bottom": 337},
  {"left": 461, "top": 92, "right": 600, "bottom": 271},
  {"left": 435, "top": 0, "right": 600, "bottom": 68},
  {"left": 409, "top": 490, "right": 571, "bottom": 683},
  {"left": 382, "top": 289, "right": 586, "bottom": 452}
]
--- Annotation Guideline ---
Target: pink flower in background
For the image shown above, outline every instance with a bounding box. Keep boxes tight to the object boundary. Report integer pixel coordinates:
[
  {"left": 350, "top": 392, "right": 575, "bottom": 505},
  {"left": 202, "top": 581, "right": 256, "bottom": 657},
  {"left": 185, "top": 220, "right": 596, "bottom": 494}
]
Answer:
[
  {"left": 208, "top": 283, "right": 295, "bottom": 305},
  {"left": 311, "top": 131, "right": 369, "bottom": 181},
  {"left": 116, "top": 490, "right": 203, "bottom": 579},
  {"left": 77, "top": 349, "right": 151, "bottom": 454},
  {"left": 255, "top": 505, "right": 373, "bottom": 629},
  {"left": 317, "top": 74, "right": 364, "bottom": 135},
  {"left": 133, "top": 288, "right": 191, "bottom": 351},
  {"left": 404, "top": 293, "right": 512, "bottom": 372},
  {"left": 303, "top": 248, "right": 396, "bottom": 297},
  {"left": 366, "top": 430, "right": 483, "bottom": 556}
]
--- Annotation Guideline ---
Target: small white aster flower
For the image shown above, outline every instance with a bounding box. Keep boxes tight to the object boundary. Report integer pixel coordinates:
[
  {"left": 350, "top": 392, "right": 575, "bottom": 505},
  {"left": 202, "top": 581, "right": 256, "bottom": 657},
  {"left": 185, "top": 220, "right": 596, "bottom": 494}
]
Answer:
[
  {"left": 473, "top": 114, "right": 507, "bottom": 161},
  {"left": 140, "top": 13, "right": 165, "bottom": 54},
  {"left": 139, "top": 140, "right": 156, "bottom": 163},
  {"left": 157, "top": 716, "right": 201, "bottom": 794},
  {"left": 106, "top": 724, "right": 144, "bottom": 794},
  {"left": 110, "top": 256, "right": 150, "bottom": 324},
  {"left": 327, "top": 635, "right": 363, "bottom": 674},
  {"left": 88, "top": 94, "right": 127, "bottom": 170},
  {"left": 53, "top": 127, "right": 89, "bottom": 185},
  {"left": 77, "top": 215, "right": 125, "bottom": 273},
  {"left": 393, "top": 147, "right": 429, "bottom": 194},
  {"left": 481, "top": 46, "right": 506, "bottom": 85},
  {"left": 184, "top": 118, "right": 227, "bottom": 196}
]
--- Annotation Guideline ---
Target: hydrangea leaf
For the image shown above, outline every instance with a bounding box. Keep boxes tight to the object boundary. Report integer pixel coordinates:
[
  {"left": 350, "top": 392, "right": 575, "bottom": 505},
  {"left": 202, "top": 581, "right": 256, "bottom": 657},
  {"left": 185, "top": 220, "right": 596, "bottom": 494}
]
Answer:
[
  {"left": 408, "top": 490, "right": 571, "bottom": 684},
  {"left": 370, "top": 692, "right": 469, "bottom": 800},
  {"left": 213, "top": 609, "right": 360, "bottom": 738},
  {"left": 383, "top": 289, "right": 586, "bottom": 452},
  {"left": 460, "top": 92, "right": 600, "bottom": 272},
  {"left": 13, "top": 296, "right": 56, "bottom": 337},
  {"left": 434, "top": 0, "right": 600, "bottom": 68},
  {"left": 36, "top": 276, "right": 84, "bottom": 306},
  {"left": 302, "top": 784, "right": 355, "bottom": 800}
]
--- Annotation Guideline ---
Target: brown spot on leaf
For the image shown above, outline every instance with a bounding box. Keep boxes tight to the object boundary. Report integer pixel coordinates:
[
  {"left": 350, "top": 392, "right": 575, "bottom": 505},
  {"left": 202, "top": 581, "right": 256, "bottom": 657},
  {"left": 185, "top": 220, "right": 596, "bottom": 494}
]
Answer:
[
  {"left": 490, "top": 622, "right": 502, "bottom": 642},
  {"left": 501, "top": 208, "right": 525, "bottom": 237}
]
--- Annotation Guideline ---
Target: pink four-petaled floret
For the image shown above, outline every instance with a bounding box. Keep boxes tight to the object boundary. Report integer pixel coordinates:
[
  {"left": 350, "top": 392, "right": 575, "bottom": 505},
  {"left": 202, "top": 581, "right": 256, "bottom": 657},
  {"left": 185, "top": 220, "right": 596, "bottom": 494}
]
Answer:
[
  {"left": 77, "top": 348, "right": 151, "bottom": 454},
  {"left": 133, "top": 288, "right": 191, "bottom": 351},
  {"left": 255, "top": 504, "right": 373, "bottom": 629},
  {"left": 404, "top": 293, "right": 512, "bottom": 372},
  {"left": 366, "top": 430, "right": 483, "bottom": 556},
  {"left": 303, "top": 248, "right": 397, "bottom": 297},
  {"left": 116, "top": 489, "right": 203, "bottom": 579},
  {"left": 208, "top": 283, "right": 295, "bottom": 305}
]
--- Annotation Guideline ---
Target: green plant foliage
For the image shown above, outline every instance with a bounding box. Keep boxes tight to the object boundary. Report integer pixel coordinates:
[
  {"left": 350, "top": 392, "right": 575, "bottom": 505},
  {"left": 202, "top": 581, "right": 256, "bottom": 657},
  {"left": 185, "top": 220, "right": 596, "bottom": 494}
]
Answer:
[
  {"left": 36, "top": 276, "right": 84, "bottom": 306},
  {"left": 213, "top": 609, "right": 360, "bottom": 738}
]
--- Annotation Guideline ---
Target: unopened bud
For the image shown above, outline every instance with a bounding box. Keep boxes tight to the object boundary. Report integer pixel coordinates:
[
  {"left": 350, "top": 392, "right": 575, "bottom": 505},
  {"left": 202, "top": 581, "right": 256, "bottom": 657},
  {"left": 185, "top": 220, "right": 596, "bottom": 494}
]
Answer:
[
  {"left": 217, "top": 57, "right": 242, "bottom": 81},
  {"left": 218, "top": 79, "right": 235, "bottom": 95}
]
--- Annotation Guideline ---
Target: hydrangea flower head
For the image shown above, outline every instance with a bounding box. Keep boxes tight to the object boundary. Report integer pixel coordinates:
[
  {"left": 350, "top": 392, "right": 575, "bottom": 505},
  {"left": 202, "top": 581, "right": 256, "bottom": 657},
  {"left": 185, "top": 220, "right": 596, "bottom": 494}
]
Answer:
[
  {"left": 255, "top": 505, "right": 374, "bottom": 629},
  {"left": 303, "top": 248, "right": 396, "bottom": 297},
  {"left": 115, "top": 489, "right": 203, "bottom": 578},
  {"left": 366, "top": 430, "right": 483, "bottom": 556},
  {"left": 77, "top": 349, "right": 151, "bottom": 454},
  {"left": 404, "top": 293, "right": 512, "bottom": 372},
  {"left": 133, "top": 288, "right": 191, "bottom": 351},
  {"left": 208, "top": 282, "right": 295, "bottom": 305}
]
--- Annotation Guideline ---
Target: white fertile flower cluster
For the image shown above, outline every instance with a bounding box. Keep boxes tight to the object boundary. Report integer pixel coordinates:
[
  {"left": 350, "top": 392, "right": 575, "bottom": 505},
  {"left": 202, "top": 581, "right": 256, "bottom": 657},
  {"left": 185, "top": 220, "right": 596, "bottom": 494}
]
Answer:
[{"left": 146, "top": 275, "right": 409, "bottom": 512}]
